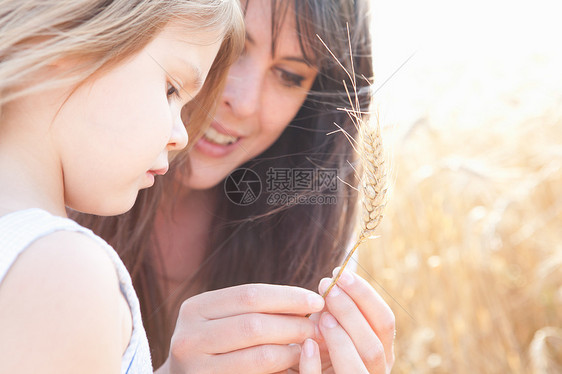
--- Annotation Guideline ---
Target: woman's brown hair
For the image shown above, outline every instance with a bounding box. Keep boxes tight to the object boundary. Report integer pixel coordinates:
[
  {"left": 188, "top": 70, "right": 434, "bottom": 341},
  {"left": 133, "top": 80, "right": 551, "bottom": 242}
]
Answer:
[{"left": 76, "top": 0, "right": 374, "bottom": 367}]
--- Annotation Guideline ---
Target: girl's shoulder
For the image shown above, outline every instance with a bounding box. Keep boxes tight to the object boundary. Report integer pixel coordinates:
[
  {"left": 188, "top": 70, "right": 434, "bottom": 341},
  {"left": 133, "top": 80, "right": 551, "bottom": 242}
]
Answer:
[
  {"left": 0, "top": 208, "right": 123, "bottom": 289},
  {"left": 0, "top": 210, "right": 131, "bottom": 373},
  {"left": 8, "top": 227, "right": 121, "bottom": 290},
  {"left": 0, "top": 229, "right": 124, "bottom": 318}
]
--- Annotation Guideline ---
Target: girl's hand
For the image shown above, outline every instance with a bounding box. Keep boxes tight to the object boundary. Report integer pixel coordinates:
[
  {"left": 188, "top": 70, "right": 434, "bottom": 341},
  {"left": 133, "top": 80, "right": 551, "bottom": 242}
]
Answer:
[
  {"left": 156, "top": 284, "right": 325, "bottom": 374},
  {"left": 312, "top": 268, "right": 396, "bottom": 374}
]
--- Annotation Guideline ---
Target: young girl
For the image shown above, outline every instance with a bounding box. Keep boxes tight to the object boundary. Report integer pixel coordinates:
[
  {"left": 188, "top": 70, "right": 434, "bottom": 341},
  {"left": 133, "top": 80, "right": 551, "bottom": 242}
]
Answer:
[
  {"left": 80, "top": 0, "right": 396, "bottom": 372},
  {"left": 0, "top": 1, "right": 246, "bottom": 373}
]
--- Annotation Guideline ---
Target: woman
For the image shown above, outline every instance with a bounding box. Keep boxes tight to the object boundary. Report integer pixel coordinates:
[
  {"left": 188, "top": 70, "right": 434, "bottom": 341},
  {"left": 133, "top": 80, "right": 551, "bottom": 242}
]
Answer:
[{"left": 78, "top": 0, "right": 395, "bottom": 372}]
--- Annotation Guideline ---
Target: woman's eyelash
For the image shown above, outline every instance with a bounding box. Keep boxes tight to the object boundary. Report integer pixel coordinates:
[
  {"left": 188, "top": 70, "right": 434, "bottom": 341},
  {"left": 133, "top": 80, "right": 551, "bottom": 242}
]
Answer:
[
  {"left": 166, "top": 82, "right": 181, "bottom": 99},
  {"left": 276, "top": 68, "right": 305, "bottom": 87}
]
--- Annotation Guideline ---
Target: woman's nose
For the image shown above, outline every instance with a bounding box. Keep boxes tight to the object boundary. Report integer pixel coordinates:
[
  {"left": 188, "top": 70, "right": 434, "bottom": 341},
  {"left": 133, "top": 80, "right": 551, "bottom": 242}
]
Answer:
[
  {"left": 167, "top": 114, "right": 189, "bottom": 152},
  {"left": 221, "top": 60, "right": 262, "bottom": 118}
]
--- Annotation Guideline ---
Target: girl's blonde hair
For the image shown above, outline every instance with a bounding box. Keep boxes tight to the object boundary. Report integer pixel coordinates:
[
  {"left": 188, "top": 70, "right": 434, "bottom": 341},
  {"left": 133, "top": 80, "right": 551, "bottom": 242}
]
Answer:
[{"left": 0, "top": 0, "right": 245, "bottom": 137}]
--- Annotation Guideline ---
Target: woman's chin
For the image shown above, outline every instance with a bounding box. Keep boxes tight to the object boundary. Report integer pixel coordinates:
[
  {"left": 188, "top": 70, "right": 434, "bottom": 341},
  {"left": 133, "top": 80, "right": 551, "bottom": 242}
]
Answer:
[{"left": 175, "top": 167, "right": 226, "bottom": 191}]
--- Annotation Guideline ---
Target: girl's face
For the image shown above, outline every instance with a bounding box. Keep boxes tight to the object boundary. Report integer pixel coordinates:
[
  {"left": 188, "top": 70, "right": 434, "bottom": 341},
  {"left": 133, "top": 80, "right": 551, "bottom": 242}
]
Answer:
[
  {"left": 185, "top": 0, "right": 318, "bottom": 190},
  {"left": 53, "top": 24, "right": 222, "bottom": 215}
]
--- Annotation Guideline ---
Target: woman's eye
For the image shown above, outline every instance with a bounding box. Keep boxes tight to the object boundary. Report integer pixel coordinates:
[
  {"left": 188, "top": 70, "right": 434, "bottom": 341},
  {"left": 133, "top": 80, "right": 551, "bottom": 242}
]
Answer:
[
  {"left": 275, "top": 68, "right": 305, "bottom": 88},
  {"left": 166, "top": 82, "right": 181, "bottom": 99}
]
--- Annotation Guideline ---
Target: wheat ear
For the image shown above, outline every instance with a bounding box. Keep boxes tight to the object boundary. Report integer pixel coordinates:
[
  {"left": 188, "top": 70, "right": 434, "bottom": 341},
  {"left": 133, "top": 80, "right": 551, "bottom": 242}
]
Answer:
[
  {"left": 320, "top": 31, "right": 387, "bottom": 303},
  {"left": 304, "top": 29, "right": 387, "bottom": 312},
  {"left": 321, "top": 110, "right": 387, "bottom": 299},
  {"left": 304, "top": 99, "right": 386, "bottom": 319}
]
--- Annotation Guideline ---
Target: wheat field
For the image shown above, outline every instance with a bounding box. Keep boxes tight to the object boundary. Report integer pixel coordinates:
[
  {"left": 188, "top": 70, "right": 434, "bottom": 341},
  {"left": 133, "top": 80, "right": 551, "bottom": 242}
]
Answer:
[{"left": 358, "top": 1, "right": 562, "bottom": 372}]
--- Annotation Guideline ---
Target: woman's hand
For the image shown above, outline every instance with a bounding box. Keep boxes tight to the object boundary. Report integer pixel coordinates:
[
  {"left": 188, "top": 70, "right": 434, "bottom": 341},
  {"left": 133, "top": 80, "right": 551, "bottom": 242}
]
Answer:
[
  {"left": 156, "top": 284, "right": 325, "bottom": 374},
  {"left": 297, "top": 338, "right": 322, "bottom": 374},
  {"left": 309, "top": 268, "right": 396, "bottom": 374}
]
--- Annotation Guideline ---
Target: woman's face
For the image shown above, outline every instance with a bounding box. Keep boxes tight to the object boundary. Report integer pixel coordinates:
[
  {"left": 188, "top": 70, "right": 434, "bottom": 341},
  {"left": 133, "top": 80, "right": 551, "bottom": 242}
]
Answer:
[{"left": 184, "top": 0, "right": 318, "bottom": 190}]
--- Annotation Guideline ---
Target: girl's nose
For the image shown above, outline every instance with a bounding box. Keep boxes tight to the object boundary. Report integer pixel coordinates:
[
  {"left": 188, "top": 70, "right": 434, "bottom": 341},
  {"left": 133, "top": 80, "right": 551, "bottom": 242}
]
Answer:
[{"left": 167, "top": 113, "right": 189, "bottom": 152}]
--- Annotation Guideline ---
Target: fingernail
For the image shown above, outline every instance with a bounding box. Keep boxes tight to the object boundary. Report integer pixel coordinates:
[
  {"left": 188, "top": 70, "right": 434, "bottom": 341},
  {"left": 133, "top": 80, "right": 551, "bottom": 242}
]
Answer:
[
  {"left": 332, "top": 267, "right": 341, "bottom": 277},
  {"left": 318, "top": 277, "right": 331, "bottom": 295},
  {"left": 308, "top": 293, "right": 325, "bottom": 310},
  {"left": 322, "top": 312, "right": 338, "bottom": 329},
  {"left": 304, "top": 338, "right": 315, "bottom": 358},
  {"left": 338, "top": 269, "right": 354, "bottom": 286},
  {"left": 327, "top": 285, "right": 341, "bottom": 297}
]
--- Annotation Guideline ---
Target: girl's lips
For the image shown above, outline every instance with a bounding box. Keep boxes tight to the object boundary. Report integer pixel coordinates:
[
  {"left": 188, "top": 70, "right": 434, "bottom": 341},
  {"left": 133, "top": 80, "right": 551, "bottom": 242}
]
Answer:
[
  {"left": 148, "top": 166, "right": 169, "bottom": 176},
  {"left": 145, "top": 165, "right": 168, "bottom": 187}
]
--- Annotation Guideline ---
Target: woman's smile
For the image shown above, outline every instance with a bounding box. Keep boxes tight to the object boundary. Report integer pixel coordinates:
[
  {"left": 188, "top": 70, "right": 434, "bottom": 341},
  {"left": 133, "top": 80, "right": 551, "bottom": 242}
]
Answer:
[{"left": 194, "top": 122, "right": 243, "bottom": 157}]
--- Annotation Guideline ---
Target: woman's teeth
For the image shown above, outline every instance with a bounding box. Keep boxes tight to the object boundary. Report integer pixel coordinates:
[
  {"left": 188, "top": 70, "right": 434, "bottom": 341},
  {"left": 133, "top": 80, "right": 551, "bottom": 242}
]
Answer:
[{"left": 203, "top": 126, "right": 239, "bottom": 145}]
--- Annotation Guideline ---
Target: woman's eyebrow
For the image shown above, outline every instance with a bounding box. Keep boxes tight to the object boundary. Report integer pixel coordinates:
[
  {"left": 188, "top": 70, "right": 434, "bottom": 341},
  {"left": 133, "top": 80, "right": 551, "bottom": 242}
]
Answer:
[
  {"left": 279, "top": 56, "right": 313, "bottom": 67},
  {"left": 246, "top": 30, "right": 315, "bottom": 68}
]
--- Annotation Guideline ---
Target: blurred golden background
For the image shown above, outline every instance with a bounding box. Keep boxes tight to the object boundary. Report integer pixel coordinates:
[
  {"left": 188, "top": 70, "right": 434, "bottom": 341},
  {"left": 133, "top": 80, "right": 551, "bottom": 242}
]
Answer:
[{"left": 359, "top": 0, "right": 562, "bottom": 372}]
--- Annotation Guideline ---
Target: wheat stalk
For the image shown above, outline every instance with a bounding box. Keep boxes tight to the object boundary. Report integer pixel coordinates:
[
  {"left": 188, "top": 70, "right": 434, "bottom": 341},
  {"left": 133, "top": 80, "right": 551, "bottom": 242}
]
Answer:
[
  {"left": 320, "top": 96, "right": 387, "bottom": 300},
  {"left": 313, "top": 27, "right": 388, "bottom": 304}
]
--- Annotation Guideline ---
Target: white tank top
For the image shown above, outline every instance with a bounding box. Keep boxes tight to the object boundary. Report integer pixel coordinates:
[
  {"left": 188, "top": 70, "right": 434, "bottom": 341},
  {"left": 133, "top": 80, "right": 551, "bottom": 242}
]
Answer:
[{"left": 0, "top": 208, "right": 152, "bottom": 373}]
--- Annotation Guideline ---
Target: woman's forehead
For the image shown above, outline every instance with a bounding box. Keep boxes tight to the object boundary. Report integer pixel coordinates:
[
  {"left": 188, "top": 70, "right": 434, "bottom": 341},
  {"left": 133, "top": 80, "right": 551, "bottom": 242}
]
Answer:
[{"left": 244, "top": 0, "right": 318, "bottom": 65}]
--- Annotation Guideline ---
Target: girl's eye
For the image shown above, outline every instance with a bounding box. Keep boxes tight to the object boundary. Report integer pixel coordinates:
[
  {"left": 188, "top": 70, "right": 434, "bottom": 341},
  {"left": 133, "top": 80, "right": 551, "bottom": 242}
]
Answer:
[
  {"left": 166, "top": 82, "right": 181, "bottom": 99},
  {"left": 275, "top": 68, "right": 305, "bottom": 88}
]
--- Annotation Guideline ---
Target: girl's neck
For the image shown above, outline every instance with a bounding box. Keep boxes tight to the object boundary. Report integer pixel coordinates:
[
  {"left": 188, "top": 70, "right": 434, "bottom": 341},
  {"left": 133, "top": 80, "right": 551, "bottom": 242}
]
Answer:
[
  {"left": 0, "top": 134, "right": 66, "bottom": 217},
  {"left": 152, "top": 187, "right": 217, "bottom": 300},
  {"left": 0, "top": 80, "right": 69, "bottom": 218}
]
